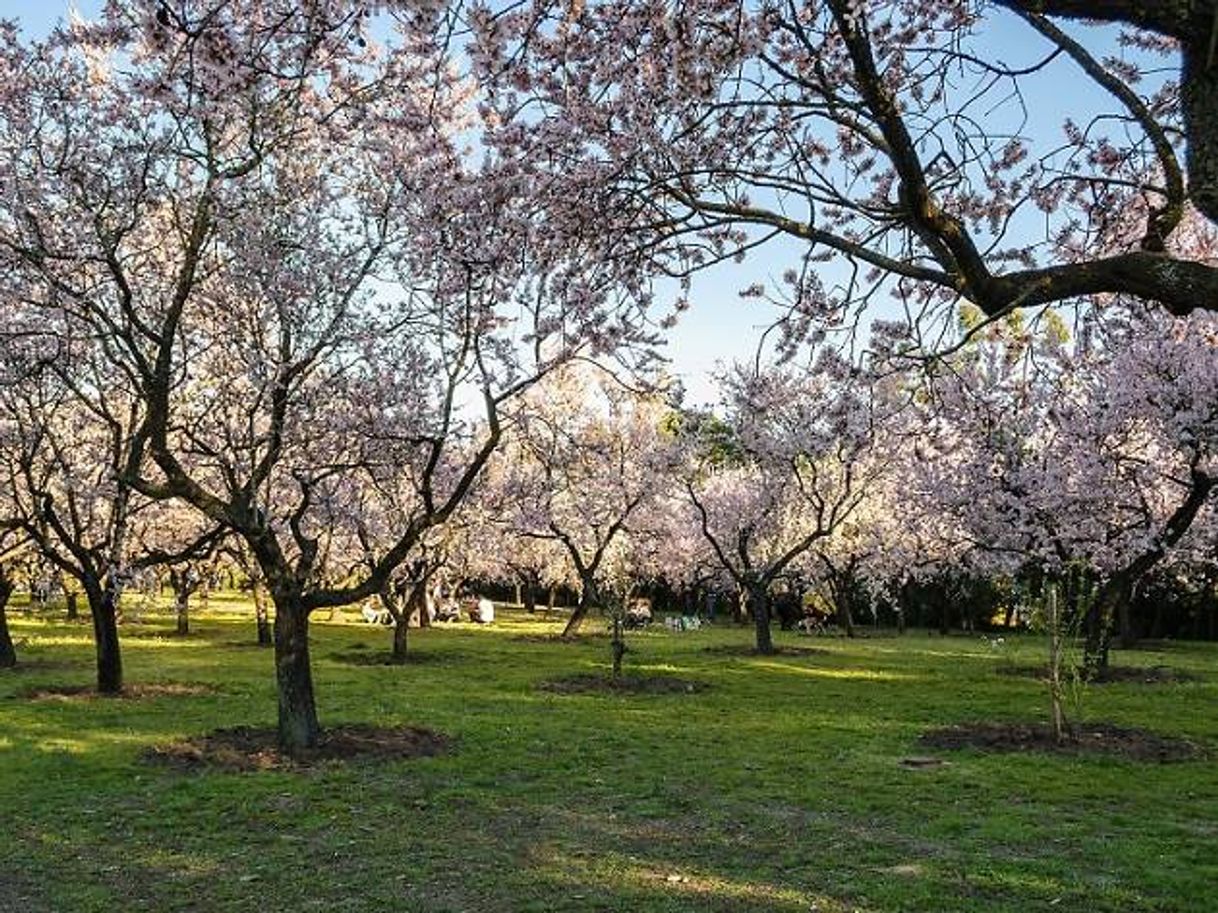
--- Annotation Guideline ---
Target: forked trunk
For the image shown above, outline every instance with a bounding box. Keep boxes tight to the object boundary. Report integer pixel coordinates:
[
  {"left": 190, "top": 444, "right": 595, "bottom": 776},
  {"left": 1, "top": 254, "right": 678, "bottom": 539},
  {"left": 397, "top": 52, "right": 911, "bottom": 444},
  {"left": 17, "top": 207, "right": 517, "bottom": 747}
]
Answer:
[
  {"left": 273, "top": 597, "right": 320, "bottom": 753},
  {"left": 387, "top": 583, "right": 421, "bottom": 663},
  {"left": 0, "top": 569, "right": 16, "bottom": 669}
]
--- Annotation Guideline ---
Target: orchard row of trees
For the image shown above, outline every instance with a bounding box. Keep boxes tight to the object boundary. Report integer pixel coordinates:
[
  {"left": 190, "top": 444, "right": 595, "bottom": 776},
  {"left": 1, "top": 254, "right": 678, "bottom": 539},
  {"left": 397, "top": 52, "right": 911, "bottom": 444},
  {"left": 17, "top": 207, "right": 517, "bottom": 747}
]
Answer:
[{"left": 3, "top": 1, "right": 1218, "bottom": 753}]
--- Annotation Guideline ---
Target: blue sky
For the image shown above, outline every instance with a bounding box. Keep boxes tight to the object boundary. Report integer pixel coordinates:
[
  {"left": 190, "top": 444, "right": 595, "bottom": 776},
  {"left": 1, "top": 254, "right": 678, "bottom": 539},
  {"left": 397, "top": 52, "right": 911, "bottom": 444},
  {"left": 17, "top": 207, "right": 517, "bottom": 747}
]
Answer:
[{"left": 7, "top": 2, "right": 1142, "bottom": 406}]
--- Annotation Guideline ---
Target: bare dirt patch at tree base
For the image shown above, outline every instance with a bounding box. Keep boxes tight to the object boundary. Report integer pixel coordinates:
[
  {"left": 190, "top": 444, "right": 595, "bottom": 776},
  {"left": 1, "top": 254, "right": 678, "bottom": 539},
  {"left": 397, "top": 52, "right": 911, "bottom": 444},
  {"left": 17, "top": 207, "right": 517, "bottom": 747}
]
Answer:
[
  {"left": 702, "top": 644, "right": 829, "bottom": 658},
  {"left": 997, "top": 664, "right": 1200, "bottom": 684},
  {"left": 16, "top": 682, "right": 220, "bottom": 701},
  {"left": 329, "top": 649, "right": 462, "bottom": 666},
  {"left": 538, "top": 673, "right": 707, "bottom": 695},
  {"left": 920, "top": 722, "right": 1204, "bottom": 763},
  {"left": 142, "top": 723, "right": 453, "bottom": 772}
]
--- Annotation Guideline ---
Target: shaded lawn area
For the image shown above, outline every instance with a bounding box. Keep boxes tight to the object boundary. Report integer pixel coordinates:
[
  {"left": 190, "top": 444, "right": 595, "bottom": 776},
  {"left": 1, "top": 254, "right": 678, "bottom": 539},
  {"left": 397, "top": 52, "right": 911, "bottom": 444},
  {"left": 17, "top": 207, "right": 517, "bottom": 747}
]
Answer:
[{"left": 1, "top": 606, "right": 1216, "bottom": 912}]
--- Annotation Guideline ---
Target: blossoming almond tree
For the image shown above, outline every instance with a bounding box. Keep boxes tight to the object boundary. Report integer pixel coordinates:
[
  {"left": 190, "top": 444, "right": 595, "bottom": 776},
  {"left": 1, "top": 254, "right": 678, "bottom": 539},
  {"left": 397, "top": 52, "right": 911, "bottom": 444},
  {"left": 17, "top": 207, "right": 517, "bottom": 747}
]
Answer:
[
  {"left": 0, "top": 348, "right": 220, "bottom": 692},
  {"left": 473, "top": 1, "right": 1218, "bottom": 341},
  {"left": 683, "top": 354, "right": 893, "bottom": 654},
  {"left": 493, "top": 364, "right": 678, "bottom": 640},
  {"left": 0, "top": 3, "right": 655, "bottom": 750},
  {"left": 911, "top": 304, "right": 1218, "bottom": 670}
]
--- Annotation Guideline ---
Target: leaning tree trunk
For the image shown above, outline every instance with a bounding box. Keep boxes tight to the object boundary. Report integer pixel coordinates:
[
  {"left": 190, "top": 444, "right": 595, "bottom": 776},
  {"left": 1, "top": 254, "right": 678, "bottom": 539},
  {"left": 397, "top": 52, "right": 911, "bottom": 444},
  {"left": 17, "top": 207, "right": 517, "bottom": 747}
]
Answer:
[
  {"left": 562, "top": 589, "right": 593, "bottom": 637},
  {"left": 273, "top": 595, "right": 320, "bottom": 753},
  {"left": 747, "top": 582, "right": 775, "bottom": 655},
  {"left": 87, "top": 580, "right": 123, "bottom": 694},
  {"left": 252, "top": 583, "right": 273, "bottom": 647},
  {"left": 0, "top": 568, "right": 16, "bottom": 669}
]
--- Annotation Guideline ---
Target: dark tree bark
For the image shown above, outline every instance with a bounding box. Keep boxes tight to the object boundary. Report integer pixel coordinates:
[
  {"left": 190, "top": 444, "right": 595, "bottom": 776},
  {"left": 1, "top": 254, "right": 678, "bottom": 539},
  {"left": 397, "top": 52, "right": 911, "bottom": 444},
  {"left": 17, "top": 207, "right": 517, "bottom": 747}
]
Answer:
[
  {"left": 746, "top": 581, "right": 775, "bottom": 655},
  {"left": 839, "top": 599, "right": 856, "bottom": 639},
  {"left": 176, "top": 590, "right": 190, "bottom": 636},
  {"left": 0, "top": 568, "right": 16, "bottom": 669},
  {"left": 87, "top": 580, "right": 123, "bottom": 694},
  {"left": 170, "top": 569, "right": 200, "bottom": 636},
  {"left": 561, "top": 577, "right": 596, "bottom": 637},
  {"left": 65, "top": 590, "right": 78, "bottom": 621},
  {"left": 273, "top": 597, "right": 319, "bottom": 752},
  {"left": 252, "top": 583, "right": 272, "bottom": 647},
  {"left": 392, "top": 614, "right": 409, "bottom": 662}
]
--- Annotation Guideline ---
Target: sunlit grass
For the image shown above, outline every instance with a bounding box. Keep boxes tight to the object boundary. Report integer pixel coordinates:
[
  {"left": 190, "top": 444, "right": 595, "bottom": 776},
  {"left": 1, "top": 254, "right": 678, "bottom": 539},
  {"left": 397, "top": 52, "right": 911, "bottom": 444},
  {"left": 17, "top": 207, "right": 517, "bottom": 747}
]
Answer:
[{"left": 1, "top": 600, "right": 1215, "bottom": 912}]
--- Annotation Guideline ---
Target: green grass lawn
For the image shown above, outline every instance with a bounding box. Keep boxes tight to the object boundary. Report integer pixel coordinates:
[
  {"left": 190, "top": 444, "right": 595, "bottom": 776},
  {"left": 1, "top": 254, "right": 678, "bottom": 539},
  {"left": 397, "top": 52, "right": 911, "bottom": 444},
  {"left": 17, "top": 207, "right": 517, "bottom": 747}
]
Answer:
[{"left": 2, "top": 601, "right": 1216, "bottom": 912}]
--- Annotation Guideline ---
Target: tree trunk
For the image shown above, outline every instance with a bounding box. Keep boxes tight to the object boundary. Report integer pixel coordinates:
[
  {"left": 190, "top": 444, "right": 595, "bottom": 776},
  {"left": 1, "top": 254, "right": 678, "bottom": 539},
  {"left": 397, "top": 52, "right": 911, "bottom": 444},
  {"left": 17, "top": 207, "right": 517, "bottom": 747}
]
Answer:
[
  {"left": 562, "top": 591, "right": 591, "bottom": 637},
  {"left": 0, "top": 569, "right": 16, "bottom": 669},
  {"left": 1084, "top": 582, "right": 1115, "bottom": 675},
  {"left": 88, "top": 582, "right": 123, "bottom": 694},
  {"left": 610, "top": 613, "right": 626, "bottom": 679},
  {"left": 1116, "top": 586, "right": 1136, "bottom": 650},
  {"left": 1183, "top": 41, "right": 1218, "bottom": 225},
  {"left": 1046, "top": 584, "right": 1068, "bottom": 745},
  {"left": 273, "top": 596, "right": 320, "bottom": 753},
  {"left": 522, "top": 577, "right": 537, "bottom": 614},
  {"left": 748, "top": 582, "right": 774, "bottom": 655},
  {"left": 253, "top": 583, "right": 273, "bottom": 647},
  {"left": 65, "top": 591, "right": 78, "bottom": 622},
  {"left": 176, "top": 593, "right": 189, "bottom": 635},
  {"left": 391, "top": 616, "right": 409, "bottom": 662},
  {"left": 390, "top": 583, "right": 424, "bottom": 663}
]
